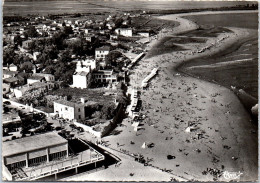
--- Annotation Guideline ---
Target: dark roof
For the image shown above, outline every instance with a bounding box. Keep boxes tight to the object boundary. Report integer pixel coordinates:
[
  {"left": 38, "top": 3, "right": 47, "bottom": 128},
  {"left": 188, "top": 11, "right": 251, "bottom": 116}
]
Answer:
[
  {"left": 3, "top": 77, "right": 19, "bottom": 83},
  {"left": 3, "top": 132, "right": 67, "bottom": 157},
  {"left": 3, "top": 70, "right": 18, "bottom": 76},
  {"left": 96, "top": 46, "right": 110, "bottom": 51},
  {"left": 28, "top": 75, "right": 45, "bottom": 80},
  {"left": 76, "top": 71, "right": 90, "bottom": 76}
]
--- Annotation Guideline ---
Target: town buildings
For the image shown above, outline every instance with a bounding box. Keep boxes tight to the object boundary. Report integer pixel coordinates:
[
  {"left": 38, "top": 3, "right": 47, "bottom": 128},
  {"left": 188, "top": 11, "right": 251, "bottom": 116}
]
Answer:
[
  {"left": 54, "top": 98, "right": 96, "bottom": 121},
  {"left": 92, "top": 70, "right": 117, "bottom": 83},
  {"left": 95, "top": 46, "right": 111, "bottom": 61},
  {"left": 115, "top": 28, "right": 133, "bottom": 37}
]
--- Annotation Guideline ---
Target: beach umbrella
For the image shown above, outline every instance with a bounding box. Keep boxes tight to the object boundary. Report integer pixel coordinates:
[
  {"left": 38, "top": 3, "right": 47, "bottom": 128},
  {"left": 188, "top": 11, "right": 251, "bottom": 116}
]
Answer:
[
  {"left": 141, "top": 142, "right": 147, "bottom": 149},
  {"left": 185, "top": 127, "right": 191, "bottom": 133}
]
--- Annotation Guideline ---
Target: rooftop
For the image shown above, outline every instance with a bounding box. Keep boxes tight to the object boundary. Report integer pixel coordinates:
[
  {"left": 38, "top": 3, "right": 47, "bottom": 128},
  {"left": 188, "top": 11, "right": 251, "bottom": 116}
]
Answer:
[
  {"left": 3, "top": 77, "right": 19, "bottom": 83},
  {"left": 2, "top": 132, "right": 67, "bottom": 157},
  {"left": 76, "top": 71, "right": 90, "bottom": 76},
  {"left": 3, "top": 70, "right": 18, "bottom": 76},
  {"left": 15, "top": 82, "right": 52, "bottom": 93},
  {"left": 28, "top": 75, "right": 45, "bottom": 80},
  {"left": 54, "top": 99, "right": 97, "bottom": 108},
  {"left": 96, "top": 46, "right": 111, "bottom": 51}
]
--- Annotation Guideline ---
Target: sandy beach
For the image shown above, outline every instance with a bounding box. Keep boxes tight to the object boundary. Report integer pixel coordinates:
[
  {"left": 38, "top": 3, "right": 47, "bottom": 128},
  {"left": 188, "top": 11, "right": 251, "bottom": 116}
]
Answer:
[{"left": 68, "top": 10, "right": 258, "bottom": 181}]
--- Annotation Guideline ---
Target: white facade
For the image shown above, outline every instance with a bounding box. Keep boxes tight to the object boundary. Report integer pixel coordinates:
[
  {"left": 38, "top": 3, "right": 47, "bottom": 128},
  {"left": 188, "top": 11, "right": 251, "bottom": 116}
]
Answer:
[
  {"left": 95, "top": 47, "right": 110, "bottom": 61},
  {"left": 9, "top": 64, "right": 18, "bottom": 72},
  {"left": 138, "top": 32, "right": 150, "bottom": 37},
  {"left": 115, "top": 28, "right": 133, "bottom": 37},
  {"left": 72, "top": 72, "right": 91, "bottom": 89},
  {"left": 76, "top": 59, "right": 96, "bottom": 73},
  {"left": 54, "top": 100, "right": 86, "bottom": 120},
  {"left": 93, "top": 70, "right": 117, "bottom": 83}
]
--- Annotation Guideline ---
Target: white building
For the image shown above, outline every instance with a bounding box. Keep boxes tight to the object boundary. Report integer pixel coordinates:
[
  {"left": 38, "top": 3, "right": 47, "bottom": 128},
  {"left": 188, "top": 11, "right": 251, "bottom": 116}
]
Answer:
[
  {"left": 115, "top": 28, "right": 133, "bottom": 37},
  {"left": 92, "top": 70, "right": 117, "bottom": 83},
  {"left": 75, "top": 59, "right": 96, "bottom": 73},
  {"left": 9, "top": 64, "right": 18, "bottom": 72},
  {"left": 71, "top": 59, "right": 96, "bottom": 89},
  {"left": 95, "top": 46, "right": 110, "bottom": 61},
  {"left": 71, "top": 72, "right": 91, "bottom": 89},
  {"left": 54, "top": 98, "right": 96, "bottom": 121}
]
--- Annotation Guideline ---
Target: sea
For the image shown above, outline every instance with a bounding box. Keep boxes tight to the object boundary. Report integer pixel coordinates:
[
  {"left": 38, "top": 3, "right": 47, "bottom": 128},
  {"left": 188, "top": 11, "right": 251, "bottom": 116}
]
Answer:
[{"left": 3, "top": 0, "right": 257, "bottom": 16}]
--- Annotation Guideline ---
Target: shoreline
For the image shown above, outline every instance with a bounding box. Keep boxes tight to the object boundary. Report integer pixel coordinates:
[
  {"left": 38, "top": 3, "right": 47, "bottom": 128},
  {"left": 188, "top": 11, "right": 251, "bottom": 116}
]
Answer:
[{"left": 110, "top": 11, "right": 258, "bottom": 181}]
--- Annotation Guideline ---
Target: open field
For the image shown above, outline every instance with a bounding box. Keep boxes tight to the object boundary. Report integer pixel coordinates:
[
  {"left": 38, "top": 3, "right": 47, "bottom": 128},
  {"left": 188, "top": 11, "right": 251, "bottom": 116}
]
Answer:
[{"left": 48, "top": 88, "right": 115, "bottom": 105}]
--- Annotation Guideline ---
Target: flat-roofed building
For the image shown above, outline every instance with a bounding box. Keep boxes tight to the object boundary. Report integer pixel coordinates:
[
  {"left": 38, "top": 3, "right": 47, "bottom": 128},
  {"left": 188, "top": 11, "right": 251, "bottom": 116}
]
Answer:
[
  {"left": 13, "top": 82, "right": 57, "bottom": 98},
  {"left": 115, "top": 28, "right": 133, "bottom": 37},
  {"left": 32, "top": 73, "right": 55, "bottom": 82},
  {"left": 76, "top": 59, "right": 96, "bottom": 73},
  {"left": 27, "top": 75, "right": 46, "bottom": 84},
  {"left": 54, "top": 98, "right": 96, "bottom": 121},
  {"left": 71, "top": 71, "right": 91, "bottom": 89},
  {"left": 3, "top": 132, "right": 68, "bottom": 170},
  {"left": 95, "top": 46, "right": 110, "bottom": 61},
  {"left": 92, "top": 70, "right": 117, "bottom": 83}
]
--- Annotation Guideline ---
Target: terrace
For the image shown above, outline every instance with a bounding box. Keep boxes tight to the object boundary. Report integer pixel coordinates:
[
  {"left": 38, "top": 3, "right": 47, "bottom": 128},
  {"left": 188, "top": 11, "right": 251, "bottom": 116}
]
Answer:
[{"left": 10, "top": 139, "right": 105, "bottom": 181}]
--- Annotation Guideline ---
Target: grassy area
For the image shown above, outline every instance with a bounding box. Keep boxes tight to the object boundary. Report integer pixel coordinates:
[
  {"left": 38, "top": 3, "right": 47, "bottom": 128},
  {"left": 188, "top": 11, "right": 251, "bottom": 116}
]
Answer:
[{"left": 48, "top": 87, "right": 115, "bottom": 106}]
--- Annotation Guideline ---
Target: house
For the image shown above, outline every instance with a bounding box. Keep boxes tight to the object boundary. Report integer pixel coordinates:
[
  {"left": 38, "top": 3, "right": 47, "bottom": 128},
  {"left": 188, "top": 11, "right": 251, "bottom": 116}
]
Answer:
[
  {"left": 33, "top": 52, "right": 41, "bottom": 61},
  {"left": 92, "top": 70, "right": 117, "bottom": 83},
  {"left": 137, "top": 32, "right": 150, "bottom": 38},
  {"left": 85, "top": 34, "right": 95, "bottom": 42},
  {"left": 115, "top": 28, "right": 133, "bottom": 37},
  {"left": 9, "top": 64, "right": 18, "bottom": 72},
  {"left": 71, "top": 71, "right": 91, "bottom": 89},
  {"left": 22, "top": 40, "right": 34, "bottom": 49},
  {"left": 3, "top": 77, "right": 20, "bottom": 88},
  {"left": 20, "top": 61, "right": 37, "bottom": 73},
  {"left": 95, "top": 46, "right": 110, "bottom": 61},
  {"left": 27, "top": 75, "right": 46, "bottom": 84},
  {"left": 3, "top": 70, "right": 18, "bottom": 79},
  {"left": 54, "top": 98, "right": 96, "bottom": 121},
  {"left": 32, "top": 73, "right": 55, "bottom": 82},
  {"left": 110, "top": 34, "right": 118, "bottom": 40},
  {"left": 75, "top": 59, "right": 96, "bottom": 73},
  {"left": 2, "top": 83, "right": 10, "bottom": 95},
  {"left": 13, "top": 82, "right": 56, "bottom": 98}
]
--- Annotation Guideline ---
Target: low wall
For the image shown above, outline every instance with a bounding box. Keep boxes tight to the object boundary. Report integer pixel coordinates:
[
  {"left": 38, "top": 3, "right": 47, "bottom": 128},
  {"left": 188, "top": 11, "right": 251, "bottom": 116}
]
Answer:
[
  {"left": 74, "top": 103, "right": 124, "bottom": 138},
  {"left": 3, "top": 98, "right": 51, "bottom": 117},
  {"left": 2, "top": 164, "right": 13, "bottom": 181}
]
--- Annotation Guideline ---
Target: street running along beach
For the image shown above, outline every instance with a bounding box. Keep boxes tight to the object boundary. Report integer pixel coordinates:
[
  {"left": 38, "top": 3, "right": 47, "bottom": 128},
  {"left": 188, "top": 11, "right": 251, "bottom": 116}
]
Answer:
[{"left": 101, "top": 10, "right": 258, "bottom": 182}]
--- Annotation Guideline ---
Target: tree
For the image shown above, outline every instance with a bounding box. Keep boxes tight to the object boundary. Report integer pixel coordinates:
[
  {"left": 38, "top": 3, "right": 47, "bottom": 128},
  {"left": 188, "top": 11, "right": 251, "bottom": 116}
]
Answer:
[
  {"left": 3, "top": 46, "right": 15, "bottom": 65},
  {"left": 100, "top": 103, "right": 116, "bottom": 120},
  {"left": 64, "top": 26, "right": 73, "bottom": 35},
  {"left": 26, "top": 26, "right": 38, "bottom": 38},
  {"left": 14, "top": 35, "right": 23, "bottom": 46}
]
